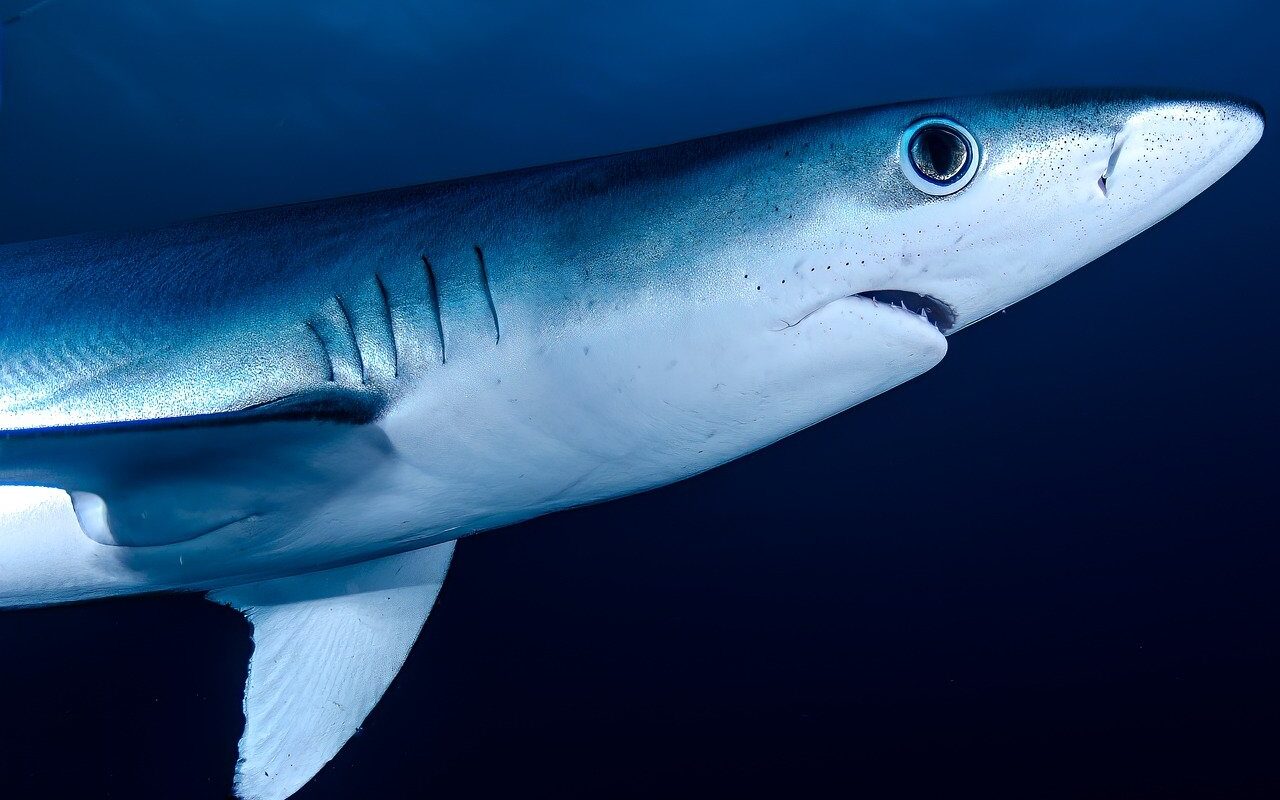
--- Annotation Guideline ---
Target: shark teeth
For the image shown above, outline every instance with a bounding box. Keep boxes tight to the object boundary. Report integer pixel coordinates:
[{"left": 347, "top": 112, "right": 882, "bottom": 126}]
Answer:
[{"left": 854, "top": 290, "right": 957, "bottom": 334}]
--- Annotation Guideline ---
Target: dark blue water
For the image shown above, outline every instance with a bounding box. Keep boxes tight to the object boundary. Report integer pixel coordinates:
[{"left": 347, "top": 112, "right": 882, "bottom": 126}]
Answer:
[{"left": 1, "top": 2, "right": 1276, "bottom": 797}]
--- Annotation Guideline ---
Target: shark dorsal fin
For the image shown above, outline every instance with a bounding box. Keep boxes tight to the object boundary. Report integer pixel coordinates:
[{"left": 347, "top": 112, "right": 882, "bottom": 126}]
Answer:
[{"left": 210, "top": 542, "right": 455, "bottom": 800}]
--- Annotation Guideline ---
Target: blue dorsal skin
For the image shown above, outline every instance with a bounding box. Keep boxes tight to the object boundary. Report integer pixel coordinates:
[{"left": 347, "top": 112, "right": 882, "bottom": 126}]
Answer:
[{"left": 0, "top": 89, "right": 1265, "bottom": 799}]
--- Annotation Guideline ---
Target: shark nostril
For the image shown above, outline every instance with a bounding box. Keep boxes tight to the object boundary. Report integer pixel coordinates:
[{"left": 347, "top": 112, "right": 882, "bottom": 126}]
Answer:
[{"left": 1100, "top": 130, "right": 1126, "bottom": 197}]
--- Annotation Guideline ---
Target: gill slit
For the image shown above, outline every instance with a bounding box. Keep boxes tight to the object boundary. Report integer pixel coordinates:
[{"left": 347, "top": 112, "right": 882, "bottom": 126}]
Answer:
[
  {"left": 305, "top": 321, "right": 335, "bottom": 382},
  {"left": 421, "top": 255, "right": 446, "bottom": 363},
  {"left": 374, "top": 273, "right": 399, "bottom": 377},
  {"left": 474, "top": 245, "right": 500, "bottom": 343},
  {"left": 334, "top": 294, "right": 368, "bottom": 384}
]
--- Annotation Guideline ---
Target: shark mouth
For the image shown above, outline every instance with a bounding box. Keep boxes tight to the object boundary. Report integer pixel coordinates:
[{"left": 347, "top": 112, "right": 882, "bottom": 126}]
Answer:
[{"left": 853, "top": 290, "right": 957, "bottom": 334}]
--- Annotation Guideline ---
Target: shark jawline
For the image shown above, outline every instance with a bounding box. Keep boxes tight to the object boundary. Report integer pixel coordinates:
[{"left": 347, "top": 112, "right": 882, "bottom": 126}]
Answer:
[
  {"left": 779, "top": 289, "right": 956, "bottom": 334},
  {"left": 853, "top": 290, "right": 957, "bottom": 334}
]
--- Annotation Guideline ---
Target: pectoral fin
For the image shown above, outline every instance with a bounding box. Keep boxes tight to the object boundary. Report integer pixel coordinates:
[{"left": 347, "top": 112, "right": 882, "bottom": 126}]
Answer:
[
  {"left": 210, "top": 542, "right": 455, "bottom": 800},
  {"left": 0, "top": 393, "right": 390, "bottom": 547}
]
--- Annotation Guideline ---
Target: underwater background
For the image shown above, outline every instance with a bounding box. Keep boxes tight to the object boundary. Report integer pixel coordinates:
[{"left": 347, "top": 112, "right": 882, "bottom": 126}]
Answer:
[{"left": 0, "top": 1, "right": 1276, "bottom": 797}]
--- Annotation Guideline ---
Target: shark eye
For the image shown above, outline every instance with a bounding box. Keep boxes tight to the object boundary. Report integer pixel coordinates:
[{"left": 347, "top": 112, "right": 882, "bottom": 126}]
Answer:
[{"left": 900, "top": 118, "right": 980, "bottom": 196}]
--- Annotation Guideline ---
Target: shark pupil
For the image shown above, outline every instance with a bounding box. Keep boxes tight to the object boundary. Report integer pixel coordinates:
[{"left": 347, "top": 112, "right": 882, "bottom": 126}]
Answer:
[
  {"left": 909, "top": 125, "right": 969, "bottom": 184},
  {"left": 898, "top": 117, "right": 980, "bottom": 196}
]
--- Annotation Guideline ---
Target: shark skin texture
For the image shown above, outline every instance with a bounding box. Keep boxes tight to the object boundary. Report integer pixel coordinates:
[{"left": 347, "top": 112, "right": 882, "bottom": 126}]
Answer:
[{"left": 0, "top": 90, "right": 1265, "bottom": 799}]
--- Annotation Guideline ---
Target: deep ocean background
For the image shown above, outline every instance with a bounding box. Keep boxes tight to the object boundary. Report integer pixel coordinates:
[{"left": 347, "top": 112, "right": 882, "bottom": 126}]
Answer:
[{"left": 0, "top": 1, "right": 1277, "bottom": 797}]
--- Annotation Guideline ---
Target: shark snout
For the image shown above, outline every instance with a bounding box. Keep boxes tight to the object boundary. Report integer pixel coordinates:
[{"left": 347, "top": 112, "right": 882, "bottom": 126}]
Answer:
[
  {"left": 1102, "top": 96, "right": 1263, "bottom": 206},
  {"left": 872, "top": 91, "right": 1264, "bottom": 338}
]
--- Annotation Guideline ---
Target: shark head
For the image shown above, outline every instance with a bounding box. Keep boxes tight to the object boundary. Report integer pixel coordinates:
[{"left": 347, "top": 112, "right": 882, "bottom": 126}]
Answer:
[
  {"left": 558, "top": 90, "right": 1262, "bottom": 481},
  {"left": 825, "top": 89, "right": 1267, "bottom": 334}
]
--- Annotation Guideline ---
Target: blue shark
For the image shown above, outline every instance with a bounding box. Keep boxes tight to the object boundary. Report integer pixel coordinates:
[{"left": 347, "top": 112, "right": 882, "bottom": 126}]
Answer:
[{"left": 0, "top": 90, "right": 1264, "bottom": 799}]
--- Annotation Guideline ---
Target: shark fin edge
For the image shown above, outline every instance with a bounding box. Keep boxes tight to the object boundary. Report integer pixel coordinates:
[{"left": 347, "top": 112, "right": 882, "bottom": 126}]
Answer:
[
  {"left": 210, "top": 541, "right": 455, "bottom": 800},
  {"left": 0, "top": 413, "right": 396, "bottom": 548}
]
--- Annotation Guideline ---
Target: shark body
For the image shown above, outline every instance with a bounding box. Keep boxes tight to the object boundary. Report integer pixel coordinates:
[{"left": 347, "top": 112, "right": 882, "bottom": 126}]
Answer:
[{"left": 0, "top": 90, "right": 1264, "bottom": 798}]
